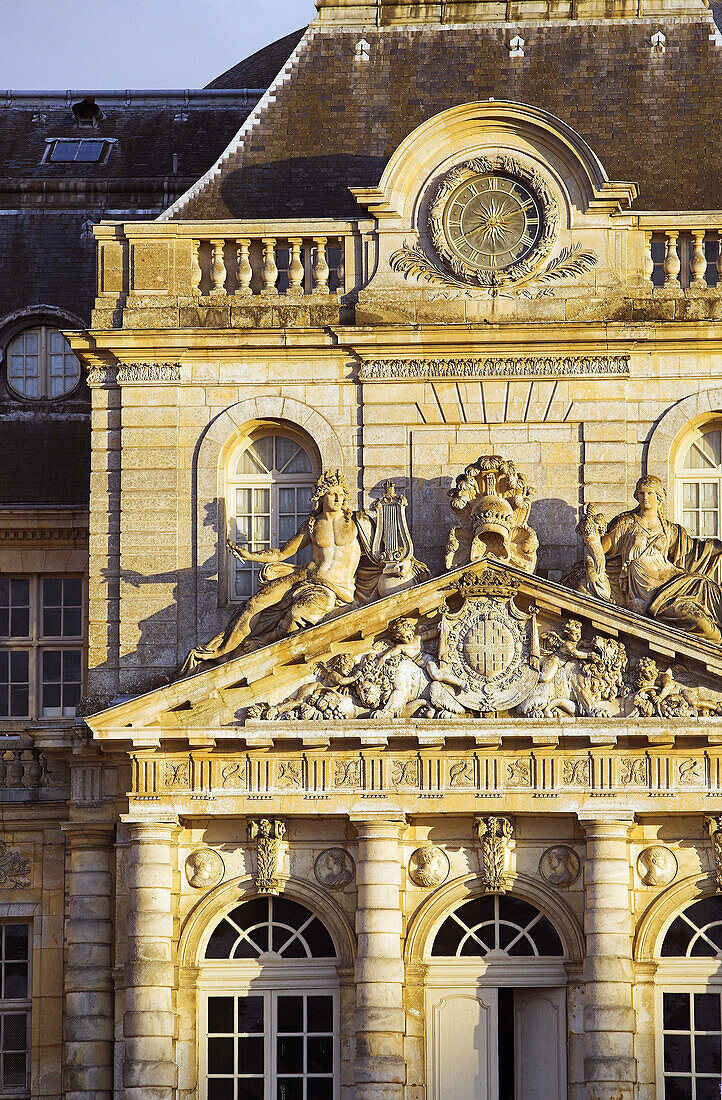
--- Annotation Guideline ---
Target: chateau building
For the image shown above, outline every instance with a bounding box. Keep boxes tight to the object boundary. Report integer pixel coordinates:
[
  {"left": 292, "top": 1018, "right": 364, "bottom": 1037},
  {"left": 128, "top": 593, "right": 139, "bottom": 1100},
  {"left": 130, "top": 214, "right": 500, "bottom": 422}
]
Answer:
[{"left": 5, "top": 0, "right": 722, "bottom": 1097}]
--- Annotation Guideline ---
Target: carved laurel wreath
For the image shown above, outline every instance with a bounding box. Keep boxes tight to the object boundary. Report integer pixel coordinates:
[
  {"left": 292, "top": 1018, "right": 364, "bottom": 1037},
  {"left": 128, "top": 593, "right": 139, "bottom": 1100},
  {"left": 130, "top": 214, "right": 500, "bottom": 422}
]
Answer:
[{"left": 391, "top": 154, "right": 597, "bottom": 297}]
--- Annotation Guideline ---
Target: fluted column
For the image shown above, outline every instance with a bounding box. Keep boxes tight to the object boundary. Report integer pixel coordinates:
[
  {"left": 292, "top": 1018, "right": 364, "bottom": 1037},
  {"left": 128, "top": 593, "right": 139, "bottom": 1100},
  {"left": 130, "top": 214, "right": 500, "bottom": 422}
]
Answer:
[
  {"left": 121, "top": 817, "right": 179, "bottom": 1100},
  {"left": 62, "top": 822, "right": 115, "bottom": 1100},
  {"left": 579, "top": 814, "right": 637, "bottom": 1100},
  {"left": 351, "top": 815, "right": 406, "bottom": 1100}
]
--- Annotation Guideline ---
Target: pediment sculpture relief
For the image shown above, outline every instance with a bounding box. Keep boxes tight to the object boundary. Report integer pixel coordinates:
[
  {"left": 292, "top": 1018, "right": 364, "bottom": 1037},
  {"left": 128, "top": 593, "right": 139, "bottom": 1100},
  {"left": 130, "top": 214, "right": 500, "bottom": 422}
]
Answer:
[
  {"left": 181, "top": 473, "right": 427, "bottom": 674},
  {"left": 571, "top": 474, "right": 722, "bottom": 644}
]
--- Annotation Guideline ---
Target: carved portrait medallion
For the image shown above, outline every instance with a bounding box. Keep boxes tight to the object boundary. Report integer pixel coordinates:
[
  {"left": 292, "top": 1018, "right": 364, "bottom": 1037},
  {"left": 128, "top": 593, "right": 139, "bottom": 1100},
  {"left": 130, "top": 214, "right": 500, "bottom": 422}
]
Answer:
[
  {"left": 185, "top": 848, "right": 224, "bottom": 890},
  {"left": 637, "top": 845, "right": 677, "bottom": 887},
  {"left": 539, "top": 845, "right": 581, "bottom": 888},
  {"left": 314, "top": 848, "right": 355, "bottom": 890},
  {"left": 429, "top": 155, "right": 558, "bottom": 288},
  {"left": 408, "top": 845, "right": 450, "bottom": 888}
]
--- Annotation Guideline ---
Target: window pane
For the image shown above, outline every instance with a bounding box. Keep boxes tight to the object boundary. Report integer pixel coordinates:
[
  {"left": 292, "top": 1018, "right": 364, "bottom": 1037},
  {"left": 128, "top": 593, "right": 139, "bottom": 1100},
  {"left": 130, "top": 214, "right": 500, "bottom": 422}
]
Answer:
[
  {"left": 49, "top": 140, "right": 79, "bottom": 161},
  {"left": 0, "top": 653, "right": 29, "bottom": 718},
  {"left": 253, "top": 489, "right": 270, "bottom": 514},
  {"left": 208, "top": 997, "right": 234, "bottom": 1034},
  {"left": 237, "top": 1082, "right": 263, "bottom": 1100},
  {"left": 664, "top": 1078, "right": 693, "bottom": 1100},
  {"left": 208, "top": 1037, "right": 234, "bottom": 1074},
  {"left": 278, "top": 997, "right": 303, "bottom": 1034},
  {"left": 307, "top": 997, "right": 333, "bottom": 1033},
  {"left": 3, "top": 927, "right": 28, "bottom": 963},
  {"left": 664, "top": 1034, "right": 692, "bottom": 1073},
  {"left": 3, "top": 964, "right": 28, "bottom": 1000},
  {"left": 683, "top": 483, "right": 699, "bottom": 508},
  {"left": 276, "top": 1078, "right": 303, "bottom": 1100},
  {"left": 208, "top": 1080, "right": 235, "bottom": 1100},
  {"left": 695, "top": 993, "right": 721, "bottom": 1031},
  {"left": 75, "top": 139, "right": 105, "bottom": 161},
  {"left": 277, "top": 1035, "right": 303, "bottom": 1073},
  {"left": 2, "top": 1014, "right": 26, "bottom": 1050},
  {"left": 252, "top": 436, "right": 274, "bottom": 471},
  {"left": 694, "top": 1033, "right": 721, "bottom": 1074},
  {"left": 236, "top": 997, "right": 264, "bottom": 1034},
  {"left": 2, "top": 1050, "right": 26, "bottom": 1088},
  {"left": 665, "top": 993, "right": 691, "bottom": 1030},
  {"left": 307, "top": 1035, "right": 333, "bottom": 1073},
  {"left": 237, "top": 1036, "right": 263, "bottom": 1074},
  {"left": 275, "top": 436, "right": 300, "bottom": 471}
]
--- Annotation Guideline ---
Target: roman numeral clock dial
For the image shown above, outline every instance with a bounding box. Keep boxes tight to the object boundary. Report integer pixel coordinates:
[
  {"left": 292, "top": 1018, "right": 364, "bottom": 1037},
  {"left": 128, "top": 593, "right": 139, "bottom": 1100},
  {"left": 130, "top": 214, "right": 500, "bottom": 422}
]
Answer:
[{"left": 429, "top": 160, "right": 556, "bottom": 288}]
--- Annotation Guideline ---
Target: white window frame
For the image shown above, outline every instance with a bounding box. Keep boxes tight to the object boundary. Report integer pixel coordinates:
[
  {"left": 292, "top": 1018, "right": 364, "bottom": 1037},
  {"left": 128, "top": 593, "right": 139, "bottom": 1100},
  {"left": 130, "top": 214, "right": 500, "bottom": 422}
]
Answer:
[
  {"left": 675, "top": 421, "right": 722, "bottom": 540},
  {"left": 655, "top": 963, "right": 722, "bottom": 1100},
  {"left": 226, "top": 429, "right": 318, "bottom": 603},
  {"left": 41, "top": 137, "right": 115, "bottom": 164},
  {"left": 199, "top": 963, "right": 340, "bottom": 1100},
  {"left": 0, "top": 575, "right": 85, "bottom": 722},
  {"left": 0, "top": 921, "right": 32, "bottom": 1100},
  {"left": 5, "top": 326, "right": 81, "bottom": 400}
]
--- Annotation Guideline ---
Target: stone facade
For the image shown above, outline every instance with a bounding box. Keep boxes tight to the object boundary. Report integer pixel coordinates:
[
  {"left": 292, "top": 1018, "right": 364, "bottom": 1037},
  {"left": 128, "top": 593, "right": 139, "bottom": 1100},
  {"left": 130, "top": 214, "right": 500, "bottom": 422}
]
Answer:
[{"left": 4, "top": 2, "right": 722, "bottom": 1098}]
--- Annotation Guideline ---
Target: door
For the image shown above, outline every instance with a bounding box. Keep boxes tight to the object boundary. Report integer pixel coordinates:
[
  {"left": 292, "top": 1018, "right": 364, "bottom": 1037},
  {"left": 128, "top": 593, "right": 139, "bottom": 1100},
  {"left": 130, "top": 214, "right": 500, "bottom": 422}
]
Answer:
[
  {"left": 428, "top": 987, "right": 498, "bottom": 1100},
  {"left": 427, "top": 985, "right": 567, "bottom": 1100},
  {"left": 514, "top": 988, "right": 567, "bottom": 1100}
]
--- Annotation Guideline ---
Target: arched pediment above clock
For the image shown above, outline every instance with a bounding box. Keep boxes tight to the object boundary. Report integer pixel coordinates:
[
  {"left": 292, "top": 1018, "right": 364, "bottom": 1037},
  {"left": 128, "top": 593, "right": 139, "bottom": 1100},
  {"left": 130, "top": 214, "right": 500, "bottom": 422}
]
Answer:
[{"left": 351, "top": 100, "right": 638, "bottom": 228}]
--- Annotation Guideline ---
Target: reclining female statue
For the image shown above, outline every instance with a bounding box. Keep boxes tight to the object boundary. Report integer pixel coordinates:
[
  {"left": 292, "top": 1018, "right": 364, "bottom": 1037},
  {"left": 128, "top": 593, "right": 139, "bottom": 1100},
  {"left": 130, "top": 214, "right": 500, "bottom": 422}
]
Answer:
[
  {"left": 575, "top": 474, "right": 722, "bottom": 644},
  {"left": 180, "top": 470, "right": 425, "bottom": 674}
]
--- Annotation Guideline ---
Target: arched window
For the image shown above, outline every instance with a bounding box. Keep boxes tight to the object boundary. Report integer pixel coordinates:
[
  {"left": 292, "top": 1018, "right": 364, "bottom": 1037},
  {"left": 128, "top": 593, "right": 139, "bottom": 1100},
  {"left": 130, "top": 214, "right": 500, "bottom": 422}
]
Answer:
[
  {"left": 431, "top": 894, "right": 564, "bottom": 958},
  {"left": 6, "top": 326, "right": 80, "bottom": 399},
  {"left": 657, "top": 895, "right": 722, "bottom": 1099},
  {"left": 676, "top": 422, "right": 722, "bottom": 538},
  {"left": 200, "top": 897, "right": 339, "bottom": 1100},
  {"left": 227, "top": 429, "right": 318, "bottom": 601}
]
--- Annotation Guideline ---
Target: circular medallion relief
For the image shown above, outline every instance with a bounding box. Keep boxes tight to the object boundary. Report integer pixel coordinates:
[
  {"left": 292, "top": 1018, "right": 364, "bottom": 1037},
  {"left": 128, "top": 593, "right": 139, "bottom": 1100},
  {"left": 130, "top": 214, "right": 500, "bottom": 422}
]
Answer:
[
  {"left": 408, "top": 845, "right": 450, "bottom": 888},
  {"left": 429, "top": 155, "right": 558, "bottom": 287},
  {"left": 185, "top": 848, "right": 224, "bottom": 890},
  {"left": 539, "top": 845, "right": 581, "bottom": 888},
  {"left": 637, "top": 845, "right": 677, "bottom": 887},
  {"left": 314, "top": 847, "right": 355, "bottom": 890}
]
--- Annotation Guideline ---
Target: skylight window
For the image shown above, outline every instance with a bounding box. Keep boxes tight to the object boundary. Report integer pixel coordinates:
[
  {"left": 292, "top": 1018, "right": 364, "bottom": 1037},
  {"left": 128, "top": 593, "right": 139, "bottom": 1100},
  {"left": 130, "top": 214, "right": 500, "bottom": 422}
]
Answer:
[{"left": 45, "top": 138, "right": 108, "bottom": 163}]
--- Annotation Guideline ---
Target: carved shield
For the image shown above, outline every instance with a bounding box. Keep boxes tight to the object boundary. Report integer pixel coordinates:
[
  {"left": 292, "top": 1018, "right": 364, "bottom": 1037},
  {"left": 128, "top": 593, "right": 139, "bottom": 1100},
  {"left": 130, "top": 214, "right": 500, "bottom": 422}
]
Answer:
[{"left": 442, "top": 596, "right": 539, "bottom": 712}]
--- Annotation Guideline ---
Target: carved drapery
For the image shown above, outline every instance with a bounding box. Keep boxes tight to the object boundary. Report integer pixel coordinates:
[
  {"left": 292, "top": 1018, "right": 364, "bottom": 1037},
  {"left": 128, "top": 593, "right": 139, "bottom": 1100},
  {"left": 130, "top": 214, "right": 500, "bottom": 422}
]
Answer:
[{"left": 248, "top": 818, "right": 286, "bottom": 894}]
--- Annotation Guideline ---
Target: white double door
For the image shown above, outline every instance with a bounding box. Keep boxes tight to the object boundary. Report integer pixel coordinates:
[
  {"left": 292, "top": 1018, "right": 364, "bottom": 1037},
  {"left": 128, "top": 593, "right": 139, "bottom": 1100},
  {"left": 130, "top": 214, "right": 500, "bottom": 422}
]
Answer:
[{"left": 427, "top": 983, "right": 567, "bottom": 1100}]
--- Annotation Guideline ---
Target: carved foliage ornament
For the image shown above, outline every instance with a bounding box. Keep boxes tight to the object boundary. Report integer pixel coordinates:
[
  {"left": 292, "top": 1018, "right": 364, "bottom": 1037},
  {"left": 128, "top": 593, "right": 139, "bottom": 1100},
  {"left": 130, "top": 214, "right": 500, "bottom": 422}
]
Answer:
[
  {"left": 248, "top": 818, "right": 286, "bottom": 895},
  {"left": 0, "top": 840, "right": 30, "bottom": 889},
  {"left": 474, "top": 815, "right": 514, "bottom": 893}
]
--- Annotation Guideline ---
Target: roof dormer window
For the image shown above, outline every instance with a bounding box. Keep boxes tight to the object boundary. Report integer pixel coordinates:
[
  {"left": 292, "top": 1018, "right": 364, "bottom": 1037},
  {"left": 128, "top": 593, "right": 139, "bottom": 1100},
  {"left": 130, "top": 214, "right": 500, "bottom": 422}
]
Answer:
[{"left": 43, "top": 138, "right": 113, "bottom": 164}]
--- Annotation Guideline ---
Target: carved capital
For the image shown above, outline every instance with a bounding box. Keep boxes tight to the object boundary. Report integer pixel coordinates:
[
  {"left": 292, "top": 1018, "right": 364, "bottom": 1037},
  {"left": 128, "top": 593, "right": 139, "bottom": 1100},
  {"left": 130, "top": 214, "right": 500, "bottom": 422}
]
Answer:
[
  {"left": 474, "top": 815, "right": 513, "bottom": 893},
  {"left": 248, "top": 818, "right": 286, "bottom": 895}
]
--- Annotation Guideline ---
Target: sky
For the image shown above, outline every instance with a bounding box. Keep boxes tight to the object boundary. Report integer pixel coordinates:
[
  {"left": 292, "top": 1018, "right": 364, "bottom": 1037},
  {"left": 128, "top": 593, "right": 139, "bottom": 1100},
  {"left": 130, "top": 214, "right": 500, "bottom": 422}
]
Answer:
[{"left": 4, "top": 0, "right": 318, "bottom": 90}]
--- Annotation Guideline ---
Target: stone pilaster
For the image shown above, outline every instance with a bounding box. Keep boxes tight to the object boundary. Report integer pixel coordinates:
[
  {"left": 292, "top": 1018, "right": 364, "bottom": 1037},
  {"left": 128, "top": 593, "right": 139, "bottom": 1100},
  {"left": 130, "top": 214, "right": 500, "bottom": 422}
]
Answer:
[
  {"left": 121, "top": 817, "right": 179, "bottom": 1100},
  {"left": 351, "top": 815, "right": 407, "bottom": 1100},
  {"left": 61, "top": 821, "right": 115, "bottom": 1100},
  {"left": 633, "top": 961, "right": 658, "bottom": 1100},
  {"left": 579, "top": 814, "right": 637, "bottom": 1100}
]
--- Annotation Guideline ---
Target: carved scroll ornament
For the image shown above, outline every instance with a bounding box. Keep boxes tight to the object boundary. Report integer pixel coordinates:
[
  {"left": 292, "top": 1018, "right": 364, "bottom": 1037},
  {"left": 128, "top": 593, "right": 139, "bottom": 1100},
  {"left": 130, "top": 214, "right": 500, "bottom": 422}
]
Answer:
[
  {"left": 248, "top": 818, "right": 286, "bottom": 895},
  {"left": 474, "top": 815, "right": 513, "bottom": 893}
]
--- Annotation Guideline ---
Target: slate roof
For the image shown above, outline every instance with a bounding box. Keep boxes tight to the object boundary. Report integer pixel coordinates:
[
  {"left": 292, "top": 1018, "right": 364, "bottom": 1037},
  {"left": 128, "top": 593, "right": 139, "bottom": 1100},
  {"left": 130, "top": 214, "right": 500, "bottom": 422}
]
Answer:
[
  {"left": 170, "top": 16, "right": 722, "bottom": 220},
  {"left": 206, "top": 28, "right": 308, "bottom": 89},
  {"left": 0, "top": 96, "right": 261, "bottom": 185},
  {"left": 0, "top": 420, "right": 90, "bottom": 506}
]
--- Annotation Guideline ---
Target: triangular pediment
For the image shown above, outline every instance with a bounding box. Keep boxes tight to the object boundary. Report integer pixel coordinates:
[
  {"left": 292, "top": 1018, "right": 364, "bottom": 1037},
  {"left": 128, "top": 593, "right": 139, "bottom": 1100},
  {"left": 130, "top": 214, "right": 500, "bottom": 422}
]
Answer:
[{"left": 85, "top": 557, "right": 722, "bottom": 749}]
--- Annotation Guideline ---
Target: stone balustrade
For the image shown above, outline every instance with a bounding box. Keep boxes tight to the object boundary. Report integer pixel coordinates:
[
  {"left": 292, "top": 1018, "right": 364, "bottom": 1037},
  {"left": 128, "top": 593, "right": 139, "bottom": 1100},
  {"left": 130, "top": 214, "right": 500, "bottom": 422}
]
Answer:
[
  {"left": 643, "top": 225, "right": 722, "bottom": 290},
  {"left": 191, "top": 233, "right": 347, "bottom": 297},
  {"left": 0, "top": 742, "right": 45, "bottom": 795}
]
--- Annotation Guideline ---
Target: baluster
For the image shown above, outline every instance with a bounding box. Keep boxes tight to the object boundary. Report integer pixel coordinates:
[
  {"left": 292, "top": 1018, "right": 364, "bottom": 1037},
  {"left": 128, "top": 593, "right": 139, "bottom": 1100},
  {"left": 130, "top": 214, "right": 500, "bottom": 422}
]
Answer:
[
  {"left": 190, "top": 239, "right": 202, "bottom": 296},
  {"left": 287, "top": 237, "right": 305, "bottom": 297},
  {"left": 335, "top": 237, "right": 345, "bottom": 293},
  {"left": 0, "top": 751, "right": 8, "bottom": 790},
  {"left": 210, "top": 239, "right": 227, "bottom": 297},
  {"left": 261, "top": 238, "right": 279, "bottom": 295},
  {"left": 235, "top": 237, "right": 253, "bottom": 297},
  {"left": 717, "top": 230, "right": 722, "bottom": 284},
  {"left": 28, "top": 749, "right": 43, "bottom": 789},
  {"left": 643, "top": 231, "right": 654, "bottom": 285},
  {"left": 312, "top": 236, "right": 329, "bottom": 293},
  {"left": 690, "top": 230, "right": 707, "bottom": 289},
  {"left": 9, "top": 749, "right": 24, "bottom": 788},
  {"left": 663, "top": 230, "right": 681, "bottom": 289}
]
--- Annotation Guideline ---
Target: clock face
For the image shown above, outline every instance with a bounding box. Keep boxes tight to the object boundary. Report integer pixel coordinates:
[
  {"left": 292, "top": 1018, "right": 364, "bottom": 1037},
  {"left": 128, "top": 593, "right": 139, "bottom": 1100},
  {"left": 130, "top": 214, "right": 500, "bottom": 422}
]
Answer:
[{"left": 441, "top": 173, "right": 542, "bottom": 272}]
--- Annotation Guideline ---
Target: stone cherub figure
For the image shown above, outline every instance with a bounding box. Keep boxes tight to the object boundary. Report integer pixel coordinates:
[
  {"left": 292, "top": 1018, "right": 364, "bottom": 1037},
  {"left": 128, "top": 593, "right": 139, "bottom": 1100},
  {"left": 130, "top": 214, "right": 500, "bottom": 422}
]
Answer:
[
  {"left": 181, "top": 470, "right": 427, "bottom": 674},
  {"left": 573, "top": 474, "right": 722, "bottom": 644}
]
